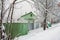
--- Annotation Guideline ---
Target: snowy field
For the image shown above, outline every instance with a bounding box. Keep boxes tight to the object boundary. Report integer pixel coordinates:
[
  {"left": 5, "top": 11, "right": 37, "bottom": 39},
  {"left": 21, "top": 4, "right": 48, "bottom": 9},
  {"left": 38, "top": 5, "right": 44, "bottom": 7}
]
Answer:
[{"left": 14, "top": 23, "right": 60, "bottom": 40}]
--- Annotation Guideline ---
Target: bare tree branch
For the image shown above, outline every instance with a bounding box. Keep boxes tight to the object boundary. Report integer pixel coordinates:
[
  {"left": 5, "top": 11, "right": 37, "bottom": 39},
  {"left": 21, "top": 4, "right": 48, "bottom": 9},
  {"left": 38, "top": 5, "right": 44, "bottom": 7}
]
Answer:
[
  {"left": 7, "top": 5, "right": 12, "bottom": 23},
  {"left": 2, "top": 0, "right": 26, "bottom": 20},
  {"left": 15, "top": 0, "right": 26, "bottom": 4},
  {"left": 10, "top": 0, "right": 17, "bottom": 23}
]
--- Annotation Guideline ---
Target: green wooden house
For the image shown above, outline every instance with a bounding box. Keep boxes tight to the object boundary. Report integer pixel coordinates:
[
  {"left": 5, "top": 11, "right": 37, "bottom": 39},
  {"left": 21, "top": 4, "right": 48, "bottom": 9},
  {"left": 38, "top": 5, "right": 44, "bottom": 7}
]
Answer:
[
  {"left": 3, "top": 12, "right": 36, "bottom": 39},
  {"left": 21, "top": 12, "right": 37, "bottom": 30}
]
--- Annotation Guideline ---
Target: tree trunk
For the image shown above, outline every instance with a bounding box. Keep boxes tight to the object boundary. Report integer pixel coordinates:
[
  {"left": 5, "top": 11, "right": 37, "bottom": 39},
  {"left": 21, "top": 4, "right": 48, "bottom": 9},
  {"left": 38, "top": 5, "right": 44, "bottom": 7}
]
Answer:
[
  {"left": 0, "top": 0, "right": 4, "bottom": 39},
  {"left": 8, "top": 0, "right": 16, "bottom": 40},
  {"left": 43, "top": 0, "right": 48, "bottom": 30}
]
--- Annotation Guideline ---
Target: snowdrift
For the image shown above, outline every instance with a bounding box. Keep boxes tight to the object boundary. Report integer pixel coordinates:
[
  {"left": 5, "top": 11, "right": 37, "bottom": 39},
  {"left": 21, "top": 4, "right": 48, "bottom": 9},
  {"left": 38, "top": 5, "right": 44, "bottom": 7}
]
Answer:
[{"left": 14, "top": 23, "right": 60, "bottom": 40}]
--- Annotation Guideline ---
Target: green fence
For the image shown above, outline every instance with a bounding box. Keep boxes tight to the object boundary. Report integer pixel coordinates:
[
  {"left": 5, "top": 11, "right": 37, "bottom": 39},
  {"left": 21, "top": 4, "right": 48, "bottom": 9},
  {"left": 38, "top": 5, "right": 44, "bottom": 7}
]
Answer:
[{"left": 3, "top": 23, "right": 28, "bottom": 39}]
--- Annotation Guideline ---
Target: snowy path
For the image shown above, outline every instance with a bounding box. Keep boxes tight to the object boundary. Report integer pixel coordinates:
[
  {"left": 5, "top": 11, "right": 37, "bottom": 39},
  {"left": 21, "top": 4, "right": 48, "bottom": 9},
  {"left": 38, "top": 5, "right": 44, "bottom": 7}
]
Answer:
[{"left": 14, "top": 23, "right": 60, "bottom": 40}]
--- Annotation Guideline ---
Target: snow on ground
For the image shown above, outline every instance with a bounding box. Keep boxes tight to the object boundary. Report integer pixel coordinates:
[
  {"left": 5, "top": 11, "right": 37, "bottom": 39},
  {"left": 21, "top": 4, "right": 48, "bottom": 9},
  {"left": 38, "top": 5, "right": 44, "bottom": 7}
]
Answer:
[{"left": 14, "top": 23, "right": 60, "bottom": 40}]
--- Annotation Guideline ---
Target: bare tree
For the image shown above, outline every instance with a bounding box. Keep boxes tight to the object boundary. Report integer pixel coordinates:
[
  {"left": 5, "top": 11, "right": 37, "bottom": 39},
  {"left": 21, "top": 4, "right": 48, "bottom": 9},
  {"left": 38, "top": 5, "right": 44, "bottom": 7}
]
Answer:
[
  {"left": 0, "top": 0, "right": 17, "bottom": 40},
  {"left": 7, "top": 0, "right": 17, "bottom": 40},
  {"left": 0, "top": 0, "right": 6, "bottom": 40},
  {"left": 0, "top": 0, "right": 3, "bottom": 39},
  {"left": 43, "top": 0, "right": 48, "bottom": 30},
  {"left": 31, "top": 0, "right": 58, "bottom": 30}
]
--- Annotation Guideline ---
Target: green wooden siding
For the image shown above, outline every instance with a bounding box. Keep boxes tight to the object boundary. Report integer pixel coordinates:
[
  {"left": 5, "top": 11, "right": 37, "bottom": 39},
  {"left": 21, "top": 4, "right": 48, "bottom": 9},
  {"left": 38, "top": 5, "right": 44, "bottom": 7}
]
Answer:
[{"left": 3, "top": 23, "right": 28, "bottom": 39}]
